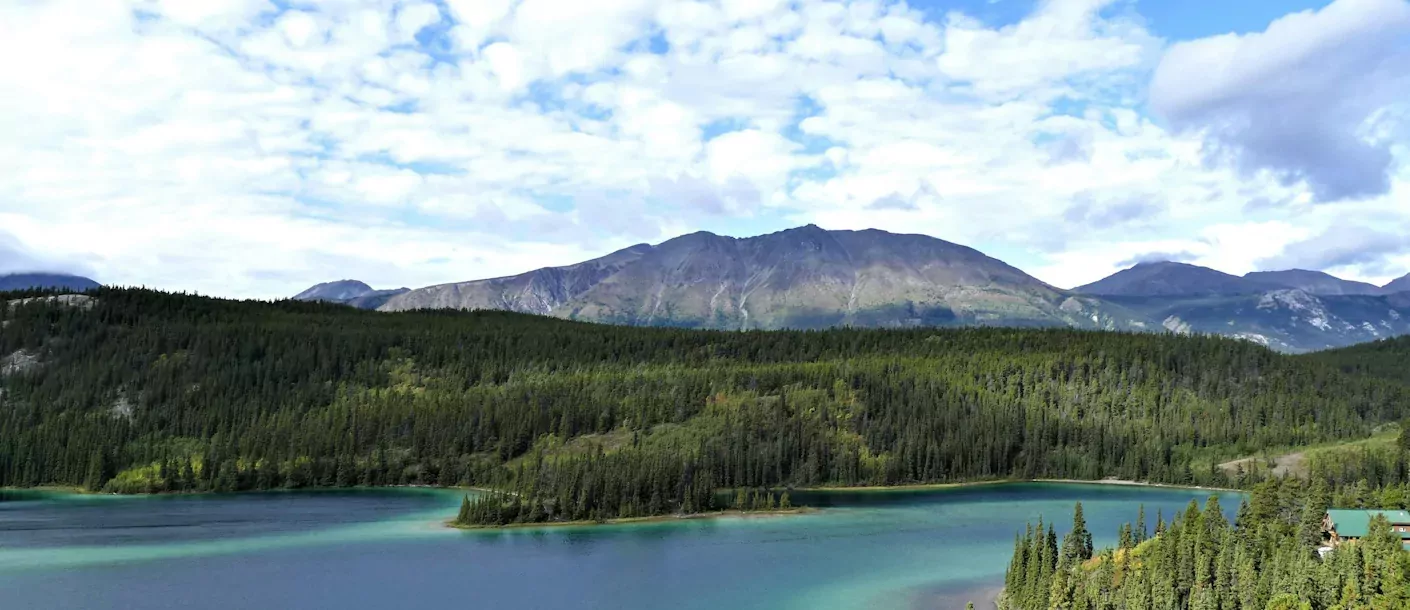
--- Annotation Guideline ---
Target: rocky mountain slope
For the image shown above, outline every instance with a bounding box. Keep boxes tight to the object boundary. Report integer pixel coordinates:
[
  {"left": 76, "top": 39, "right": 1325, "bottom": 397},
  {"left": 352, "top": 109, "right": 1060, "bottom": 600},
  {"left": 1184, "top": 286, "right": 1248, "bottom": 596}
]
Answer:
[
  {"left": 1095, "top": 291, "right": 1410, "bottom": 352},
  {"left": 380, "top": 225, "right": 1141, "bottom": 331},
  {"left": 1074, "top": 263, "right": 1410, "bottom": 352},
  {"left": 1245, "top": 269, "right": 1386, "bottom": 295}
]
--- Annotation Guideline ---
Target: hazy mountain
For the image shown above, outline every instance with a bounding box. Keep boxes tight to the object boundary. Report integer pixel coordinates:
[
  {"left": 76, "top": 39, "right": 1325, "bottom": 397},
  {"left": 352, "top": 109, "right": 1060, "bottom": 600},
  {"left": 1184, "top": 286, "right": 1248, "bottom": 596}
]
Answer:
[
  {"left": 1098, "top": 290, "right": 1410, "bottom": 352},
  {"left": 1384, "top": 274, "right": 1410, "bottom": 294},
  {"left": 1245, "top": 269, "right": 1385, "bottom": 296},
  {"left": 1071, "top": 263, "right": 1410, "bottom": 351},
  {"left": 293, "top": 280, "right": 376, "bottom": 302},
  {"left": 1073, "top": 261, "right": 1271, "bottom": 297},
  {"left": 292, "top": 280, "right": 408, "bottom": 310},
  {"left": 382, "top": 225, "right": 1141, "bottom": 331},
  {"left": 0, "top": 273, "right": 100, "bottom": 292}
]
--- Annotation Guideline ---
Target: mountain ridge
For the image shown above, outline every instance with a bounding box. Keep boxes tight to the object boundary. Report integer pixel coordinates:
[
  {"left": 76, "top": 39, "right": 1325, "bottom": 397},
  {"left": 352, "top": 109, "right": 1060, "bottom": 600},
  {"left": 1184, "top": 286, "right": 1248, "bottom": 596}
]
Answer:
[
  {"left": 1073, "top": 261, "right": 1272, "bottom": 296},
  {"left": 1383, "top": 274, "right": 1410, "bottom": 294},
  {"left": 291, "top": 226, "right": 1410, "bottom": 353},
  {"left": 1245, "top": 269, "right": 1386, "bottom": 296}
]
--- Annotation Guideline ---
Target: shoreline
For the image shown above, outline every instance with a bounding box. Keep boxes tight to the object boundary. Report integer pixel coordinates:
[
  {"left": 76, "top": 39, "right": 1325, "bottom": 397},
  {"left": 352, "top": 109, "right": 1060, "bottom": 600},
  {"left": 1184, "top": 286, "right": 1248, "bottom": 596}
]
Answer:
[
  {"left": 793, "top": 477, "right": 1243, "bottom": 495},
  {"left": 442, "top": 478, "right": 1242, "bottom": 531},
  {"left": 445, "top": 507, "right": 816, "bottom": 531},
  {"left": 5, "top": 478, "right": 1242, "bottom": 501}
]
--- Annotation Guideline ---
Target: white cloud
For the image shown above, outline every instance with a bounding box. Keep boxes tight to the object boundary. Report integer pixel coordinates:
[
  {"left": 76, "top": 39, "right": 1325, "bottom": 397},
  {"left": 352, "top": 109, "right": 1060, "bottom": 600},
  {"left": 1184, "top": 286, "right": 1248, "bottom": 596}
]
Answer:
[
  {"left": 936, "top": 0, "right": 1156, "bottom": 100},
  {"left": 1151, "top": 0, "right": 1410, "bottom": 202},
  {"left": 1, "top": 0, "right": 1408, "bottom": 299},
  {"left": 396, "top": 2, "right": 442, "bottom": 41}
]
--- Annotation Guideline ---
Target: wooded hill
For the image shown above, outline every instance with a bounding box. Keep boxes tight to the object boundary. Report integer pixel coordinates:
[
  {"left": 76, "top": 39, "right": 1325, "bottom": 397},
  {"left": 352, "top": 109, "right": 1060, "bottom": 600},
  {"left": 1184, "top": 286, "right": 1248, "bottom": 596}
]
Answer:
[{"left": 2, "top": 289, "right": 1409, "bottom": 525}]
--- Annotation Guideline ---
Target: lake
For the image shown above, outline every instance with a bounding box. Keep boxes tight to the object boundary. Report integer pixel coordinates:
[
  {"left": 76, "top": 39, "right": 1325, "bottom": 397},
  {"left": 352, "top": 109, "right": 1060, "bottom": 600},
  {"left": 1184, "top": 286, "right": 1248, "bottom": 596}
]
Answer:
[{"left": 0, "top": 483, "right": 1241, "bottom": 610}]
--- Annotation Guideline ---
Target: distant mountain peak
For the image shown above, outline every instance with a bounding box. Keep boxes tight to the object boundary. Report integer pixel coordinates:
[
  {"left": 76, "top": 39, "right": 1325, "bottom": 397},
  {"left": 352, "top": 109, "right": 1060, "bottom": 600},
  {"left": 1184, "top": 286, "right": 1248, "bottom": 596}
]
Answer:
[
  {"left": 0, "top": 273, "right": 100, "bottom": 293},
  {"left": 1075, "top": 262, "right": 1264, "bottom": 297},
  {"left": 1245, "top": 269, "right": 1384, "bottom": 296},
  {"left": 380, "top": 225, "right": 1102, "bottom": 331},
  {"left": 293, "top": 280, "right": 374, "bottom": 302}
]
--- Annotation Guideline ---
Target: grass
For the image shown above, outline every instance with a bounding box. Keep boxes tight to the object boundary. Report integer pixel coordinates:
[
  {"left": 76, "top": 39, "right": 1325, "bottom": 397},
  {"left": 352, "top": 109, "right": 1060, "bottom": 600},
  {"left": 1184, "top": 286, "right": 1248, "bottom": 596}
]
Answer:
[{"left": 1214, "top": 424, "right": 1402, "bottom": 479}]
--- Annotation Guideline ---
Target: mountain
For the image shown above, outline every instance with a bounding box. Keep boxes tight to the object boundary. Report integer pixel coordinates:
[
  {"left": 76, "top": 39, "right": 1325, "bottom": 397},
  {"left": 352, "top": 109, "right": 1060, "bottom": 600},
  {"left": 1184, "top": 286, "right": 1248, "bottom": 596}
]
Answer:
[
  {"left": 341, "top": 288, "right": 411, "bottom": 310},
  {"left": 1384, "top": 274, "right": 1410, "bottom": 294},
  {"left": 0, "top": 273, "right": 99, "bottom": 292},
  {"left": 292, "top": 280, "right": 408, "bottom": 310},
  {"left": 1100, "top": 290, "right": 1410, "bottom": 352},
  {"left": 381, "top": 225, "right": 1141, "bottom": 331},
  {"left": 379, "top": 243, "right": 655, "bottom": 315},
  {"left": 1068, "top": 264, "right": 1410, "bottom": 351},
  {"left": 377, "top": 229, "right": 1410, "bottom": 351},
  {"left": 1072, "top": 261, "right": 1271, "bottom": 297},
  {"left": 293, "top": 280, "right": 376, "bottom": 302},
  {"left": 1244, "top": 269, "right": 1384, "bottom": 295}
]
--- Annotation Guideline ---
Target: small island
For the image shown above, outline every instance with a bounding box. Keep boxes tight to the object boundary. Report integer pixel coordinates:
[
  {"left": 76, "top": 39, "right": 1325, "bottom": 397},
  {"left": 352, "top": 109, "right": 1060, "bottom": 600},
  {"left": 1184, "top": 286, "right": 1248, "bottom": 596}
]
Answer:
[{"left": 450, "top": 487, "right": 805, "bottom": 528}]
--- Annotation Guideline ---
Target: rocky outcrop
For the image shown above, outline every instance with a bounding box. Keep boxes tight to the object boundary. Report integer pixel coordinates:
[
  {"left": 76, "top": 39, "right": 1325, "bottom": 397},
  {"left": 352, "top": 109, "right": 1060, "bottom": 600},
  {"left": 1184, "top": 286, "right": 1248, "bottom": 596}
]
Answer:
[{"left": 7, "top": 294, "right": 97, "bottom": 310}]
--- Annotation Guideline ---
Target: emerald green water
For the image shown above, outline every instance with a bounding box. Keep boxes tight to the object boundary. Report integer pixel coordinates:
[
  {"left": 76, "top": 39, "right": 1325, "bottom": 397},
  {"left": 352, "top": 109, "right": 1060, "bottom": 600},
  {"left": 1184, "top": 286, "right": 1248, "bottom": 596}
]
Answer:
[{"left": 0, "top": 483, "right": 1241, "bottom": 609}]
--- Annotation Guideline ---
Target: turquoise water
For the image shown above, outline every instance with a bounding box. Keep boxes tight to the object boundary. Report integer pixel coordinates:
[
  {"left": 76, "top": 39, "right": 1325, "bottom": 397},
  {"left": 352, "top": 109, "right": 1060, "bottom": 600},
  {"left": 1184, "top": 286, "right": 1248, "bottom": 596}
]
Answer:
[{"left": 0, "top": 483, "right": 1241, "bottom": 609}]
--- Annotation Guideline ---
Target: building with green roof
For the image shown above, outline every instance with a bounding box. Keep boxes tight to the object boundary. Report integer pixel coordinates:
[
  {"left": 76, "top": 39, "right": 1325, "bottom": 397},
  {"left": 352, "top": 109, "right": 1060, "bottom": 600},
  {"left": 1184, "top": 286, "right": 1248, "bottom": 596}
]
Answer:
[{"left": 1324, "top": 509, "right": 1410, "bottom": 549}]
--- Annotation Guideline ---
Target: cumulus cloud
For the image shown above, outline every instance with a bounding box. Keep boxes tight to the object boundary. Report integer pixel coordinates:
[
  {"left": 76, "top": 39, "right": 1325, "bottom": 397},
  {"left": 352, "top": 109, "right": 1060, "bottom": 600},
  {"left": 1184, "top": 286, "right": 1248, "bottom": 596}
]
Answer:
[
  {"left": 1117, "top": 250, "right": 1199, "bottom": 267},
  {"left": 936, "top": 0, "right": 1157, "bottom": 100},
  {"left": 1151, "top": 0, "right": 1410, "bottom": 203},
  {"left": 0, "top": 0, "right": 1407, "bottom": 298},
  {"left": 1257, "top": 225, "right": 1410, "bottom": 274},
  {"left": 1063, "top": 194, "right": 1163, "bottom": 229},
  {"left": 0, "top": 229, "right": 96, "bottom": 277}
]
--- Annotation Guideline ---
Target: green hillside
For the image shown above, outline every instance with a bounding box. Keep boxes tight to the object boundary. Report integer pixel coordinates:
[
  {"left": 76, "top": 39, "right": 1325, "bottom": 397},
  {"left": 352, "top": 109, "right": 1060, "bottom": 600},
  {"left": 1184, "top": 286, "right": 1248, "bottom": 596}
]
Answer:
[
  {"left": 1309, "top": 335, "right": 1410, "bottom": 386},
  {"left": 2, "top": 289, "right": 1409, "bottom": 525}
]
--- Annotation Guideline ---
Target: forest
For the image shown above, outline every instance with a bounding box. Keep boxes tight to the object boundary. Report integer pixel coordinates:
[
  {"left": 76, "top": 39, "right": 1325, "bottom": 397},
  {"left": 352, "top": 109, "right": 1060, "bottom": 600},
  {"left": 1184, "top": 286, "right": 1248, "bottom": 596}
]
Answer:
[
  {"left": 1001, "top": 478, "right": 1410, "bottom": 610},
  {"left": 4, "top": 289, "right": 1410, "bottom": 526}
]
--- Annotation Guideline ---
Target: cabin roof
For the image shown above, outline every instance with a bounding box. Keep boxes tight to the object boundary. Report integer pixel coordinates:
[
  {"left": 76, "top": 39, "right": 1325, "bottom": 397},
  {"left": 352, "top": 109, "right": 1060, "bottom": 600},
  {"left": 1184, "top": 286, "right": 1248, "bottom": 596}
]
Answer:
[{"left": 1326, "top": 509, "right": 1410, "bottom": 539}]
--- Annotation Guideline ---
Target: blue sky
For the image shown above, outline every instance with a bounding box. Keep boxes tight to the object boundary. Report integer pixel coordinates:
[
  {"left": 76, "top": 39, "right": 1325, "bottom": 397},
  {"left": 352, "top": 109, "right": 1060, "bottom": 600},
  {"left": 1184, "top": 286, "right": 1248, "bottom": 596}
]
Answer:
[{"left": 1, "top": 0, "right": 1407, "bottom": 297}]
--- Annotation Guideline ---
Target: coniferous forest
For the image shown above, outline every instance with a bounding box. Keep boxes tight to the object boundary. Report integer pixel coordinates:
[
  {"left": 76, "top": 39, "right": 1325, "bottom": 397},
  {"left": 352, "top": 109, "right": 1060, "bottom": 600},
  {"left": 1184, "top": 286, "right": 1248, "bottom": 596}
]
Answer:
[
  {"left": 4, "top": 289, "right": 1410, "bottom": 526},
  {"left": 1002, "top": 478, "right": 1410, "bottom": 610}
]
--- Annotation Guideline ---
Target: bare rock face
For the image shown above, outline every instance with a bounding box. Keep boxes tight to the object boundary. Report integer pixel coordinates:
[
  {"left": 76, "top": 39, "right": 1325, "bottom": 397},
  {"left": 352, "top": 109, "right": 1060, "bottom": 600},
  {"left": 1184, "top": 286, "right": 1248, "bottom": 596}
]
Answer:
[
  {"left": 6, "top": 294, "right": 97, "bottom": 310},
  {"left": 1, "top": 349, "right": 40, "bottom": 376}
]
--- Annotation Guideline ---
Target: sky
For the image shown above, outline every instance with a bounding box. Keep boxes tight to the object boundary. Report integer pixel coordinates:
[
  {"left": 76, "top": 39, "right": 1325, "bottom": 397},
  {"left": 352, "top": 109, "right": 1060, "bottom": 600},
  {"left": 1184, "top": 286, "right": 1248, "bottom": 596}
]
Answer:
[{"left": 1, "top": 0, "right": 1408, "bottom": 298}]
